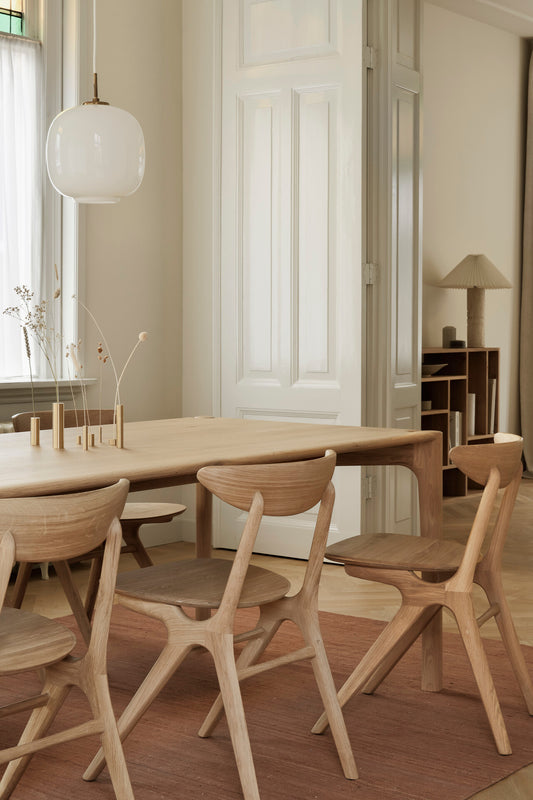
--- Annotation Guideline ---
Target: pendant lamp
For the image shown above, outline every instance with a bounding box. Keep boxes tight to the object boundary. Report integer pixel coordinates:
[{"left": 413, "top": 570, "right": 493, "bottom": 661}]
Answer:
[{"left": 46, "top": 0, "right": 145, "bottom": 204}]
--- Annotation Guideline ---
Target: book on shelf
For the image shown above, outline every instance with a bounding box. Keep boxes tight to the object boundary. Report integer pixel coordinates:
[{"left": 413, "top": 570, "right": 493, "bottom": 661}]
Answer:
[
  {"left": 467, "top": 393, "right": 476, "bottom": 437},
  {"left": 449, "top": 410, "right": 462, "bottom": 449},
  {"left": 488, "top": 378, "right": 497, "bottom": 434}
]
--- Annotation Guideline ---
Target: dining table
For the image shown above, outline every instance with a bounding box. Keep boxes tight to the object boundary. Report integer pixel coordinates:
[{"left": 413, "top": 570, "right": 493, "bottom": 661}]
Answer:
[{"left": 0, "top": 415, "right": 443, "bottom": 689}]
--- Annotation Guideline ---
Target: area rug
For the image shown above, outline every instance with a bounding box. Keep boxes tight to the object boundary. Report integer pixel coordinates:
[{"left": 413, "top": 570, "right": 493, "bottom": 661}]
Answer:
[{"left": 1, "top": 606, "right": 533, "bottom": 800}]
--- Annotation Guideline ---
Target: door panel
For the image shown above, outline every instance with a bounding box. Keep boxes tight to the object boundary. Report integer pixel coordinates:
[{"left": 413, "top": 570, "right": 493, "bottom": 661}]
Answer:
[
  {"left": 219, "top": 0, "right": 363, "bottom": 556},
  {"left": 363, "top": 0, "right": 422, "bottom": 535}
]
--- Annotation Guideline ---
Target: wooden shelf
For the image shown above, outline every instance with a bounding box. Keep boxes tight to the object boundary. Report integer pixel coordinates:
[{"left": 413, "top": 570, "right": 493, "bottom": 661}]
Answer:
[{"left": 421, "top": 347, "right": 499, "bottom": 497}]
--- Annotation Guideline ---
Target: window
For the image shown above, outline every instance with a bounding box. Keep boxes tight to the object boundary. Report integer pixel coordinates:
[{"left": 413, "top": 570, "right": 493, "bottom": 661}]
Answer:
[
  {"left": 0, "top": 1, "right": 71, "bottom": 383},
  {"left": 0, "top": 2, "right": 23, "bottom": 35}
]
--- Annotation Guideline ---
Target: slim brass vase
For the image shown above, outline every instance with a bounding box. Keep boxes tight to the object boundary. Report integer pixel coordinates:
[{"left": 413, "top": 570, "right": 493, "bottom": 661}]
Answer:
[
  {"left": 30, "top": 416, "right": 40, "bottom": 446},
  {"left": 116, "top": 404, "right": 124, "bottom": 449},
  {"left": 52, "top": 402, "right": 64, "bottom": 449}
]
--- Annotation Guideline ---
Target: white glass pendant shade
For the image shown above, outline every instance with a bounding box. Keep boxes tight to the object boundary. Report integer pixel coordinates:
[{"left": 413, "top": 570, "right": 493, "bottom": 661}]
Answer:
[{"left": 46, "top": 104, "right": 145, "bottom": 203}]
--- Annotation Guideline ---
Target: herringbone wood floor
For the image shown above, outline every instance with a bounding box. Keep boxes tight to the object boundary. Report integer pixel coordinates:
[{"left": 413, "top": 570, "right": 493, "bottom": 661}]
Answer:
[{"left": 14, "top": 479, "right": 533, "bottom": 799}]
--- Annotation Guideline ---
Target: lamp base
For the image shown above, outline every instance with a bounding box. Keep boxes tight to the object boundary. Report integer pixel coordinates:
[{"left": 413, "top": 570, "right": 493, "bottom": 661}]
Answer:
[{"left": 467, "top": 287, "right": 485, "bottom": 348}]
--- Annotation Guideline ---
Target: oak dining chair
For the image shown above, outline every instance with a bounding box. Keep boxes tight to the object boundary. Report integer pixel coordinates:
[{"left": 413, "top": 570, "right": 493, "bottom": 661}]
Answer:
[
  {"left": 0, "top": 479, "right": 135, "bottom": 800},
  {"left": 313, "top": 433, "right": 533, "bottom": 755},
  {"left": 84, "top": 450, "right": 358, "bottom": 799},
  {"left": 11, "top": 410, "right": 186, "bottom": 643}
]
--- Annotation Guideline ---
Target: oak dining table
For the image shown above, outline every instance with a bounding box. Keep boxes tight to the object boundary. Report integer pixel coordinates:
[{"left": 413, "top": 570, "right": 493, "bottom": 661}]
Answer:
[{"left": 0, "top": 415, "right": 443, "bottom": 689}]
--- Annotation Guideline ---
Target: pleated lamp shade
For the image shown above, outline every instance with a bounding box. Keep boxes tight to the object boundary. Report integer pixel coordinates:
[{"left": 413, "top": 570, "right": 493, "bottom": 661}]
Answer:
[
  {"left": 46, "top": 103, "right": 145, "bottom": 204},
  {"left": 438, "top": 255, "right": 511, "bottom": 347}
]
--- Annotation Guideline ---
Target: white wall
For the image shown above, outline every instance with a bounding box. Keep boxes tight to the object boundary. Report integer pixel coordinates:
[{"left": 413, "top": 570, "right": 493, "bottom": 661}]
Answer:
[
  {"left": 83, "top": 0, "right": 184, "bottom": 545},
  {"left": 83, "top": 0, "right": 182, "bottom": 424},
  {"left": 422, "top": 3, "right": 527, "bottom": 431},
  {"left": 181, "top": 0, "right": 218, "bottom": 420}
]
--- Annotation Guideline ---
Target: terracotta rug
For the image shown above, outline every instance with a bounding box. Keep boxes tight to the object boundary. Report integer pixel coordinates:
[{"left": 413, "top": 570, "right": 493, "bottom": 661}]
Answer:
[{"left": 2, "top": 606, "right": 533, "bottom": 800}]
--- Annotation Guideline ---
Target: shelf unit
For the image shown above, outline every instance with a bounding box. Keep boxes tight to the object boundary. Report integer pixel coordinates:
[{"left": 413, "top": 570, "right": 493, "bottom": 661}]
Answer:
[{"left": 421, "top": 347, "right": 499, "bottom": 496}]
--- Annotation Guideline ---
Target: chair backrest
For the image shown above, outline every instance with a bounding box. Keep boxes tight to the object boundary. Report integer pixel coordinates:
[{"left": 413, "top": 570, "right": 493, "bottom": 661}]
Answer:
[
  {"left": 450, "top": 433, "right": 523, "bottom": 489},
  {"left": 0, "top": 479, "right": 129, "bottom": 659},
  {"left": 0, "top": 479, "right": 129, "bottom": 564},
  {"left": 197, "top": 450, "right": 336, "bottom": 516},
  {"left": 197, "top": 451, "right": 336, "bottom": 626},
  {"left": 12, "top": 409, "right": 115, "bottom": 432},
  {"left": 449, "top": 434, "right": 523, "bottom": 589}
]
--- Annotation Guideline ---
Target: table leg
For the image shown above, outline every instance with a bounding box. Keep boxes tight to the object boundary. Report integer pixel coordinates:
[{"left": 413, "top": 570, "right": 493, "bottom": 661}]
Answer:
[
  {"left": 195, "top": 483, "right": 212, "bottom": 620},
  {"left": 409, "top": 434, "right": 443, "bottom": 691}
]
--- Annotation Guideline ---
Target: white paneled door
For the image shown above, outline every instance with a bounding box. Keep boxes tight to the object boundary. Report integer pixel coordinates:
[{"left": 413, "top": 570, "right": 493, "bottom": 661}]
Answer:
[{"left": 218, "top": 0, "right": 363, "bottom": 556}]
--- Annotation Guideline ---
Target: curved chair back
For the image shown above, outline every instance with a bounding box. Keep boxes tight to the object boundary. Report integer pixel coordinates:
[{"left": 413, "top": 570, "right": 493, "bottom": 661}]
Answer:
[
  {"left": 449, "top": 433, "right": 523, "bottom": 488},
  {"left": 449, "top": 434, "right": 523, "bottom": 590},
  {"left": 197, "top": 450, "right": 336, "bottom": 516},
  {"left": 0, "top": 480, "right": 129, "bottom": 563}
]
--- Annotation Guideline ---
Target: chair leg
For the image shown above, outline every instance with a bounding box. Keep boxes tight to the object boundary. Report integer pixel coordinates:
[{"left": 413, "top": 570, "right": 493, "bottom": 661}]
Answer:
[
  {"left": 453, "top": 595, "right": 512, "bottom": 755},
  {"left": 312, "top": 603, "right": 436, "bottom": 735},
  {"left": 53, "top": 561, "right": 92, "bottom": 646},
  {"left": 120, "top": 522, "right": 153, "bottom": 568},
  {"left": 9, "top": 562, "right": 33, "bottom": 609},
  {"left": 84, "top": 554, "right": 104, "bottom": 620},
  {"left": 84, "top": 640, "right": 190, "bottom": 781},
  {"left": 210, "top": 635, "right": 261, "bottom": 800},
  {"left": 198, "top": 606, "right": 282, "bottom": 738},
  {"left": 304, "top": 617, "right": 358, "bottom": 779},
  {"left": 0, "top": 681, "right": 70, "bottom": 799},
  {"left": 83, "top": 667, "right": 135, "bottom": 799},
  {"left": 478, "top": 572, "right": 533, "bottom": 715}
]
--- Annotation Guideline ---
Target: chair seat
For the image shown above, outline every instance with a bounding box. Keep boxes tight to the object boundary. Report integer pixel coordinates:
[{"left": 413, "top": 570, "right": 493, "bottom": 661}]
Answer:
[
  {"left": 120, "top": 502, "right": 186, "bottom": 524},
  {"left": 0, "top": 608, "right": 76, "bottom": 676},
  {"left": 326, "top": 533, "right": 474, "bottom": 573},
  {"left": 115, "top": 558, "right": 291, "bottom": 609}
]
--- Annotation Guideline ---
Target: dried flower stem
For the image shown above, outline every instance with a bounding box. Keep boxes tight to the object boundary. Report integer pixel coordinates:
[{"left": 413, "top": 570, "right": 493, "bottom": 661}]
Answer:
[
  {"left": 74, "top": 297, "right": 120, "bottom": 402},
  {"left": 114, "top": 332, "right": 148, "bottom": 409},
  {"left": 23, "top": 327, "right": 36, "bottom": 417},
  {"left": 64, "top": 356, "right": 80, "bottom": 428},
  {"left": 69, "top": 342, "right": 89, "bottom": 426}
]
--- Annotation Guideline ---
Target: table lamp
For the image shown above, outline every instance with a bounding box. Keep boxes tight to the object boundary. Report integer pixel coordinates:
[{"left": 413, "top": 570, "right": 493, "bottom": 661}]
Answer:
[{"left": 438, "top": 254, "right": 511, "bottom": 347}]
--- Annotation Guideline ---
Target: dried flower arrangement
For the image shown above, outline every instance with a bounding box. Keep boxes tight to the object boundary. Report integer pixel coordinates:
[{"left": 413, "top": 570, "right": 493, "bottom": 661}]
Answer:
[
  {"left": 74, "top": 297, "right": 148, "bottom": 446},
  {"left": 4, "top": 278, "right": 148, "bottom": 450},
  {"left": 4, "top": 284, "right": 62, "bottom": 401}
]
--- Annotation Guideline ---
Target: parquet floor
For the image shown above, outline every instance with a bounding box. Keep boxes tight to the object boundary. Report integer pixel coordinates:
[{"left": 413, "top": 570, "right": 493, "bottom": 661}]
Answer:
[{"left": 14, "top": 478, "right": 533, "bottom": 799}]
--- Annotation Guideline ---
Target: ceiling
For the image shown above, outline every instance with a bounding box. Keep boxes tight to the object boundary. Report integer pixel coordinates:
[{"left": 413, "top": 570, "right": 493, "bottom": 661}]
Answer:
[{"left": 428, "top": 0, "right": 533, "bottom": 38}]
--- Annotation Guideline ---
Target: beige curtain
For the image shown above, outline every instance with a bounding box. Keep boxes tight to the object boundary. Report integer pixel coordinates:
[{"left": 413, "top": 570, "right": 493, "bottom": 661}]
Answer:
[{"left": 520, "top": 48, "right": 533, "bottom": 472}]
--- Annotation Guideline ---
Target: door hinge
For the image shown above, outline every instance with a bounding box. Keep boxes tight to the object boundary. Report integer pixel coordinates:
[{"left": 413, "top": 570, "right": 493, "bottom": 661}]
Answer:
[
  {"left": 363, "top": 262, "right": 378, "bottom": 286},
  {"left": 363, "top": 46, "right": 376, "bottom": 70},
  {"left": 363, "top": 473, "right": 377, "bottom": 501}
]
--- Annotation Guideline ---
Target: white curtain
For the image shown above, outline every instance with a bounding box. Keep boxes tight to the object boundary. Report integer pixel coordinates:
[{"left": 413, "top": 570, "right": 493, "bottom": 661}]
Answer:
[{"left": 0, "top": 34, "right": 42, "bottom": 378}]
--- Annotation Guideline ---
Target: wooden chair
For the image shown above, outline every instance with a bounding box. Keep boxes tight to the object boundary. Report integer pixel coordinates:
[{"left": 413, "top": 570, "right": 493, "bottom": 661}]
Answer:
[
  {"left": 312, "top": 433, "right": 533, "bottom": 755},
  {"left": 11, "top": 410, "right": 186, "bottom": 644},
  {"left": 0, "top": 479, "right": 135, "bottom": 800},
  {"left": 84, "top": 450, "right": 358, "bottom": 799}
]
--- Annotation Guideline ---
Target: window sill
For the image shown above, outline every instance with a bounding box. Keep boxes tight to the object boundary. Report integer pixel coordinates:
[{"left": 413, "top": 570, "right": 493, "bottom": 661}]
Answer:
[{"left": 0, "top": 378, "right": 96, "bottom": 405}]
